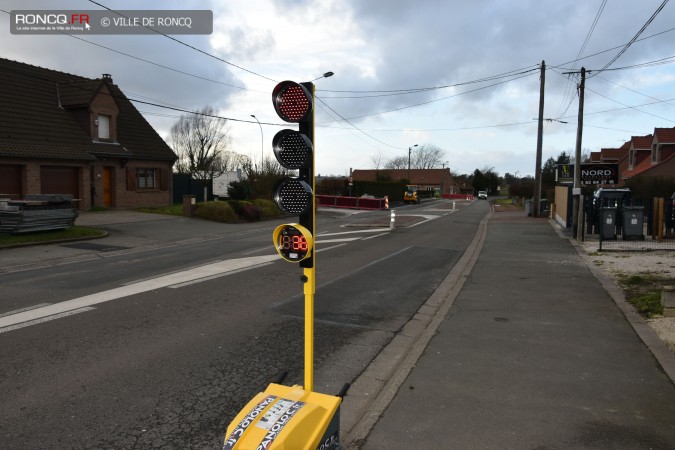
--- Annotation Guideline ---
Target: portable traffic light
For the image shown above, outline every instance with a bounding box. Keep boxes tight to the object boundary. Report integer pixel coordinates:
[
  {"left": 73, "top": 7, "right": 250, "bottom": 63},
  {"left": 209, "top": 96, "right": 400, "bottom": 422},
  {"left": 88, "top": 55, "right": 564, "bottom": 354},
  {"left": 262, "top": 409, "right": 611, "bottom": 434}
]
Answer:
[
  {"left": 223, "top": 79, "right": 345, "bottom": 450},
  {"left": 271, "top": 81, "right": 315, "bottom": 268}
]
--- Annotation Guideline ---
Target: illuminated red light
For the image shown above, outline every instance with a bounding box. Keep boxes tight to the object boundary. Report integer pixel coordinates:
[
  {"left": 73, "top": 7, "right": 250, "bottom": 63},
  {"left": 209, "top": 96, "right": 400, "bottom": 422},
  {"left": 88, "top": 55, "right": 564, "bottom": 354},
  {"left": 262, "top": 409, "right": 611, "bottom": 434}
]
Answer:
[{"left": 273, "top": 81, "right": 312, "bottom": 123}]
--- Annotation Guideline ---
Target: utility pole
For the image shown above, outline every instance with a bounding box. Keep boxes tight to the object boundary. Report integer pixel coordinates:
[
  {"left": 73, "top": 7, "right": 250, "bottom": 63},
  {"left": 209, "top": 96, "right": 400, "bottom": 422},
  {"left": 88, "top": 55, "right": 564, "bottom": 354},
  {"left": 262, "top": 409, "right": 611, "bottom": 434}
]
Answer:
[
  {"left": 533, "top": 60, "right": 545, "bottom": 218},
  {"left": 571, "top": 67, "right": 586, "bottom": 239}
]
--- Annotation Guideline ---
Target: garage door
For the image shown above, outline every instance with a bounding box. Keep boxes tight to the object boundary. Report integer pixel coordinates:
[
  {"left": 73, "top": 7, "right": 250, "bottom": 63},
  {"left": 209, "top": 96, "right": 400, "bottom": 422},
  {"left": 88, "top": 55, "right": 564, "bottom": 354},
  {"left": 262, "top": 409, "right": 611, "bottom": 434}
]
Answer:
[
  {"left": 41, "top": 166, "right": 80, "bottom": 198},
  {"left": 0, "top": 165, "right": 22, "bottom": 198}
]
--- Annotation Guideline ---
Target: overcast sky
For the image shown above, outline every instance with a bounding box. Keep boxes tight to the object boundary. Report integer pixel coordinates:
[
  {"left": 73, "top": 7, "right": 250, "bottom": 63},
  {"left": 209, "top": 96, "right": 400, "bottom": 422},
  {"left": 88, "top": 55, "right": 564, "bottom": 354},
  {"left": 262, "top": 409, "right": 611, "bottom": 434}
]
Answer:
[{"left": 3, "top": 0, "right": 675, "bottom": 177}]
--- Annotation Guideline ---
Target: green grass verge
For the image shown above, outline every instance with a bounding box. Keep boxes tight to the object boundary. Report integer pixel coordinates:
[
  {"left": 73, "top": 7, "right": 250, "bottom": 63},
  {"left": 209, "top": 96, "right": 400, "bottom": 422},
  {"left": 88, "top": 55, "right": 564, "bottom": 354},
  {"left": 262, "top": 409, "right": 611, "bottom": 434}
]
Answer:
[
  {"left": 0, "top": 226, "right": 106, "bottom": 248},
  {"left": 617, "top": 272, "right": 673, "bottom": 317}
]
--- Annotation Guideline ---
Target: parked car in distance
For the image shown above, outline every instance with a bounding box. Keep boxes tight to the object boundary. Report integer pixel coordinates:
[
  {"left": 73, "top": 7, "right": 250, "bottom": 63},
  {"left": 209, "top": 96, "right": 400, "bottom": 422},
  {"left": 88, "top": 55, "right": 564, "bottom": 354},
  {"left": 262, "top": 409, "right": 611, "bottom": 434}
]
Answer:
[{"left": 478, "top": 191, "right": 488, "bottom": 199}]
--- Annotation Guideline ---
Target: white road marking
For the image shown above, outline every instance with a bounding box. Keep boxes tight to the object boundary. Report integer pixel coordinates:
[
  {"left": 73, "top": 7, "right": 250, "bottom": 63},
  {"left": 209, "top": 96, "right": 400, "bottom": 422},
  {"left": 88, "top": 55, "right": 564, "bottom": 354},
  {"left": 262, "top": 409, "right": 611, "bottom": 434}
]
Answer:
[
  {"left": 362, "top": 232, "right": 389, "bottom": 240},
  {"left": 0, "top": 255, "right": 278, "bottom": 330},
  {"left": 318, "top": 228, "right": 390, "bottom": 236},
  {"left": 0, "top": 303, "right": 51, "bottom": 318},
  {"left": 168, "top": 262, "right": 275, "bottom": 288},
  {"left": 0, "top": 307, "right": 95, "bottom": 334},
  {"left": 316, "top": 237, "right": 361, "bottom": 244}
]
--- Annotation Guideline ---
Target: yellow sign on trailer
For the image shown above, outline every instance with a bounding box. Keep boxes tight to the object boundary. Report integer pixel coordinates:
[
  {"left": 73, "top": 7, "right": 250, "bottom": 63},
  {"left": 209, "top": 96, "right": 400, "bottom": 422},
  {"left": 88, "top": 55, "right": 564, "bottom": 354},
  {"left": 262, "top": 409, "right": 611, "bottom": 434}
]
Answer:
[{"left": 222, "top": 384, "right": 341, "bottom": 450}]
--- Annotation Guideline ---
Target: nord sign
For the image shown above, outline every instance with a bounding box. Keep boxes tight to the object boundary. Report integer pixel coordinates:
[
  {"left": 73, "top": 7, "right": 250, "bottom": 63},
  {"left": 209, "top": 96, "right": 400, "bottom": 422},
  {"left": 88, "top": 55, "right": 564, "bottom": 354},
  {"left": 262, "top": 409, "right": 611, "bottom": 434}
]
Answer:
[{"left": 556, "top": 163, "right": 619, "bottom": 186}]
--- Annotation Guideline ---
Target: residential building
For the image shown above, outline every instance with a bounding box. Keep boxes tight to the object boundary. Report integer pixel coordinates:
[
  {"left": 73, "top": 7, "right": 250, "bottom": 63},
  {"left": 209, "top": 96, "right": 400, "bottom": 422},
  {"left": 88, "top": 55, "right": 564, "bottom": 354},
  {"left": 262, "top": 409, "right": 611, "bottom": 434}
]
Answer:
[
  {"left": 350, "top": 168, "right": 457, "bottom": 195},
  {"left": 586, "top": 127, "right": 675, "bottom": 186},
  {"left": 0, "top": 58, "right": 177, "bottom": 210}
]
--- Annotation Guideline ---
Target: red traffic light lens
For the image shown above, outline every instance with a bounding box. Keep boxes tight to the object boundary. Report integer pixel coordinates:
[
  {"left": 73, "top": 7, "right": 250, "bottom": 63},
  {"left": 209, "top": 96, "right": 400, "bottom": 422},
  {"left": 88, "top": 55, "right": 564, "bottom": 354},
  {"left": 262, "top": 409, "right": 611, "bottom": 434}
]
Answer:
[
  {"left": 273, "top": 81, "right": 312, "bottom": 123},
  {"left": 272, "top": 129, "right": 312, "bottom": 169}
]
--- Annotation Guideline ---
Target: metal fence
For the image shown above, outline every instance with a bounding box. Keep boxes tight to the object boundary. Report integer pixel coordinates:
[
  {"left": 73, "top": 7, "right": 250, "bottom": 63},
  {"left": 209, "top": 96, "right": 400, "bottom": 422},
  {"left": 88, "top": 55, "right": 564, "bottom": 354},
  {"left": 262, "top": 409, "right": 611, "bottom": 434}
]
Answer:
[{"left": 583, "top": 196, "right": 675, "bottom": 251}]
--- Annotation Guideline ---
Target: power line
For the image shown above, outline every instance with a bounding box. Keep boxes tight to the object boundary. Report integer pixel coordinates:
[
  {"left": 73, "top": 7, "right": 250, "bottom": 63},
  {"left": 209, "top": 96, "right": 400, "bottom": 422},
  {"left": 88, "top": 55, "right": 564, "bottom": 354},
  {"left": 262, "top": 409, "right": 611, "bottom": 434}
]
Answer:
[
  {"left": 585, "top": 86, "right": 673, "bottom": 122},
  {"left": 87, "top": 0, "right": 277, "bottom": 83},
  {"left": 314, "top": 96, "right": 403, "bottom": 150},
  {"left": 316, "top": 65, "right": 539, "bottom": 97},
  {"left": 0, "top": 8, "right": 265, "bottom": 94},
  {"left": 65, "top": 34, "right": 253, "bottom": 92},
  {"left": 590, "top": 0, "right": 669, "bottom": 77},
  {"left": 595, "top": 73, "right": 675, "bottom": 108},
  {"left": 554, "top": 0, "right": 606, "bottom": 119},
  {"left": 559, "top": 96, "right": 675, "bottom": 120},
  {"left": 0, "top": 64, "right": 263, "bottom": 126},
  {"left": 594, "top": 54, "right": 675, "bottom": 72},
  {"left": 317, "top": 70, "right": 537, "bottom": 123}
]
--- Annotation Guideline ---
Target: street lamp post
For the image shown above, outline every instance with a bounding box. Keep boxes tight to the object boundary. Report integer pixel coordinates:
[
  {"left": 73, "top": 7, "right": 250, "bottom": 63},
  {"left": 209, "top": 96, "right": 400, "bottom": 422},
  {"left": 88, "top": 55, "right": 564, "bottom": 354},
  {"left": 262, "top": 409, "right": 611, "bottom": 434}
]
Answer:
[
  {"left": 408, "top": 144, "right": 418, "bottom": 183},
  {"left": 250, "top": 114, "right": 263, "bottom": 170}
]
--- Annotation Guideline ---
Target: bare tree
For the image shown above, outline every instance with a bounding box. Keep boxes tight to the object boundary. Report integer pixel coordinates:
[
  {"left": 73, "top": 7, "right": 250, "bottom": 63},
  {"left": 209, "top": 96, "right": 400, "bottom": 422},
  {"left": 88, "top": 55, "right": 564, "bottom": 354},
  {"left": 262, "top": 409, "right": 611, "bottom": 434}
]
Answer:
[
  {"left": 370, "top": 151, "right": 385, "bottom": 170},
  {"left": 382, "top": 144, "right": 446, "bottom": 172},
  {"left": 412, "top": 144, "right": 445, "bottom": 169},
  {"left": 384, "top": 156, "right": 408, "bottom": 170},
  {"left": 170, "top": 105, "right": 233, "bottom": 201}
]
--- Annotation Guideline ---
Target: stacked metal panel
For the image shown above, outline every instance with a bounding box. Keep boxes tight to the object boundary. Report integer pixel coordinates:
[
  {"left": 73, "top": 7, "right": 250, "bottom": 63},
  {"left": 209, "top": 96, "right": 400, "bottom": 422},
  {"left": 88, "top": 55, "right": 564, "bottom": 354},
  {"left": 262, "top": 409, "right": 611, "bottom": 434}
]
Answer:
[{"left": 0, "top": 195, "right": 78, "bottom": 234}]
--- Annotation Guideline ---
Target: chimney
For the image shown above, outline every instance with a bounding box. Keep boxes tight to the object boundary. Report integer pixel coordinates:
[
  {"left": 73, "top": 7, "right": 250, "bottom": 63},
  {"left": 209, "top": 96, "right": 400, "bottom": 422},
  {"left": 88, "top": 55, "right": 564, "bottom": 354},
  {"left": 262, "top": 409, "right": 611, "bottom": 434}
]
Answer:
[{"left": 102, "top": 73, "right": 113, "bottom": 82}]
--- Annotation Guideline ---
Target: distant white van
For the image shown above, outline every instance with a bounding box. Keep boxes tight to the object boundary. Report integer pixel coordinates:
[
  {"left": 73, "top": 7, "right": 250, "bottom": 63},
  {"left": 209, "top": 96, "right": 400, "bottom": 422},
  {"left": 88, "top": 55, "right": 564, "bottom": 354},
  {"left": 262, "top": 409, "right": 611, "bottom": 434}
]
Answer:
[{"left": 213, "top": 170, "right": 245, "bottom": 200}]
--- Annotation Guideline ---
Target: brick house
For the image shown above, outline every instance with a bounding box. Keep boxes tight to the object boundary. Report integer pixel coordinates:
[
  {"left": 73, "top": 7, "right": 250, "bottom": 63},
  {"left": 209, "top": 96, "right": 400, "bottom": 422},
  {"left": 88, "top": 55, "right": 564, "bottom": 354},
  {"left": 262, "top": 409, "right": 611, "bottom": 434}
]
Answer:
[
  {"left": 351, "top": 168, "right": 457, "bottom": 195},
  {"left": 0, "top": 58, "right": 177, "bottom": 210}
]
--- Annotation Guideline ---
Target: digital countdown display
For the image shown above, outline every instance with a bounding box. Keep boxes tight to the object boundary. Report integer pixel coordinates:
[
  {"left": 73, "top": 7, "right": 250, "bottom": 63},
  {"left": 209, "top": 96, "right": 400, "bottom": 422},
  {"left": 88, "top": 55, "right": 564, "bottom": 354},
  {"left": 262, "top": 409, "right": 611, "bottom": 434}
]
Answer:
[{"left": 272, "top": 224, "right": 313, "bottom": 263}]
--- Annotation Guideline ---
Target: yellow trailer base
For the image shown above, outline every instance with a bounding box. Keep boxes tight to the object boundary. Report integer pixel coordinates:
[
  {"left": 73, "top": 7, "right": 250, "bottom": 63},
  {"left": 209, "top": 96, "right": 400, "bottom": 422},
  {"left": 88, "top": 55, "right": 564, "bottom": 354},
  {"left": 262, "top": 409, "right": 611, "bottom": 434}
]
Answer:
[{"left": 223, "top": 383, "right": 341, "bottom": 450}]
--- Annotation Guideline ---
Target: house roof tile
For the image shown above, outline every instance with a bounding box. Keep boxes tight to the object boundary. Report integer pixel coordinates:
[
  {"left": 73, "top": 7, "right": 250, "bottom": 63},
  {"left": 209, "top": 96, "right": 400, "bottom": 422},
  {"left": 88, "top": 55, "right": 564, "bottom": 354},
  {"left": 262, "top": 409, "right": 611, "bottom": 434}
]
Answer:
[
  {"left": 59, "top": 80, "right": 102, "bottom": 107},
  {"left": 0, "top": 58, "right": 176, "bottom": 162},
  {"left": 622, "top": 156, "right": 654, "bottom": 178},
  {"left": 654, "top": 127, "right": 675, "bottom": 143},
  {"left": 599, "top": 148, "right": 626, "bottom": 161},
  {"left": 352, "top": 168, "right": 451, "bottom": 185},
  {"left": 631, "top": 135, "right": 653, "bottom": 149}
]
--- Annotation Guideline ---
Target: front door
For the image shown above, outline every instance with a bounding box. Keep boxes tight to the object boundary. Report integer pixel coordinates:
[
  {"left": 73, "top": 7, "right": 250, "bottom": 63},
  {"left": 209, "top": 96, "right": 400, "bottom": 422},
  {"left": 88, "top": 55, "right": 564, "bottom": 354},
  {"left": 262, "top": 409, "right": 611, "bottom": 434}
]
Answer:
[{"left": 102, "top": 167, "right": 113, "bottom": 207}]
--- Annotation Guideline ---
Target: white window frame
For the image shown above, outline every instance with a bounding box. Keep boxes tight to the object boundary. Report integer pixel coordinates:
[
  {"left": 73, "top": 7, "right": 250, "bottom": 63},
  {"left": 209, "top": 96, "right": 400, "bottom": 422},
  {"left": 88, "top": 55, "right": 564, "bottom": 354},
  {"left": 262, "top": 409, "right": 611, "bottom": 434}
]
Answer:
[
  {"left": 137, "top": 168, "right": 156, "bottom": 189},
  {"left": 98, "top": 114, "right": 111, "bottom": 140}
]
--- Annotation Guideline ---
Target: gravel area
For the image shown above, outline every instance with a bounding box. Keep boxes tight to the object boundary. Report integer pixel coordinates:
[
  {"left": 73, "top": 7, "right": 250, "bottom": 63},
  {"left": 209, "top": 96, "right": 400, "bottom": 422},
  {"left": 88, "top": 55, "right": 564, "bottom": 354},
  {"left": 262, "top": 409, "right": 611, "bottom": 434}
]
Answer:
[{"left": 580, "top": 240, "right": 675, "bottom": 353}]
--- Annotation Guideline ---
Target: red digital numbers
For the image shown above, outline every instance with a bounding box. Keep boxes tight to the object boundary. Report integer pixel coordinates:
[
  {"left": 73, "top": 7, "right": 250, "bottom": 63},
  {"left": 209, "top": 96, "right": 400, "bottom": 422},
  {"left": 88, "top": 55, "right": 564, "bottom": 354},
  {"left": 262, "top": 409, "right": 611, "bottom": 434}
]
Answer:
[
  {"left": 282, "top": 235, "right": 307, "bottom": 251},
  {"left": 274, "top": 224, "right": 311, "bottom": 262}
]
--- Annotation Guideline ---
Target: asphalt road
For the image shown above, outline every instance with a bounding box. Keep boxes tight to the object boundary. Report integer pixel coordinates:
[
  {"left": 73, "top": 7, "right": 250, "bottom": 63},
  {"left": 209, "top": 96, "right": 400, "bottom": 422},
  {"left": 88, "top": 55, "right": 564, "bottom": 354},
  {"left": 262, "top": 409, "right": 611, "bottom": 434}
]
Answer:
[{"left": 0, "top": 199, "right": 488, "bottom": 448}]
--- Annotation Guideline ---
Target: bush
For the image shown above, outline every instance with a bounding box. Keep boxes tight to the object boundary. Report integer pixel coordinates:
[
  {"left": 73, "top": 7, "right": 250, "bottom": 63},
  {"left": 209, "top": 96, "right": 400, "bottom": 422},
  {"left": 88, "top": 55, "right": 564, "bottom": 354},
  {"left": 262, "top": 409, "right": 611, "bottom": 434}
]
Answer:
[
  {"left": 227, "top": 200, "right": 245, "bottom": 217},
  {"left": 194, "top": 199, "right": 281, "bottom": 223},
  {"left": 227, "top": 200, "right": 266, "bottom": 221},
  {"left": 240, "top": 202, "right": 262, "bottom": 221},
  {"left": 252, "top": 199, "right": 283, "bottom": 219},
  {"left": 194, "top": 201, "right": 239, "bottom": 223}
]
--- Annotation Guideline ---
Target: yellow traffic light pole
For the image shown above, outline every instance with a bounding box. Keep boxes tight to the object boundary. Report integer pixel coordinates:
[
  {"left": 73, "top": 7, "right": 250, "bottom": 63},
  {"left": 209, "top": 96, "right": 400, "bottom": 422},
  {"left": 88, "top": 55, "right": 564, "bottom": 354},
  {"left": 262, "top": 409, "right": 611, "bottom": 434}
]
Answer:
[{"left": 304, "top": 82, "right": 316, "bottom": 392}]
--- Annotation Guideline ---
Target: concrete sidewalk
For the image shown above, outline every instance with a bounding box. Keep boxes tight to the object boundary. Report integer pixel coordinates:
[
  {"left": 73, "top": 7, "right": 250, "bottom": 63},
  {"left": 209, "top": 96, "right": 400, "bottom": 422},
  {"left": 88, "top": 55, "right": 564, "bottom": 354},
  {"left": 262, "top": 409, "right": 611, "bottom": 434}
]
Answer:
[{"left": 346, "top": 210, "right": 675, "bottom": 449}]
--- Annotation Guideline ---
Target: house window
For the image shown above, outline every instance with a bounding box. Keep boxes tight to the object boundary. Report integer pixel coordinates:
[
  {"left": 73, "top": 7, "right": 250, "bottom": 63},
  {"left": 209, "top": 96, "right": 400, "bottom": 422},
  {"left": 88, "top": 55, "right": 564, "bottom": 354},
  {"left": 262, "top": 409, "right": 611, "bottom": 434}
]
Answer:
[
  {"left": 98, "top": 114, "right": 111, "bottom": 139},
  {"left": 137, "top": 168, "right": 156, "bottom": 189},
  {"left": 651, "top": 144, "right": 658, "bottom": 163},
  {"left": 629, "top": 149, "right": 635, "bottom": 169}
]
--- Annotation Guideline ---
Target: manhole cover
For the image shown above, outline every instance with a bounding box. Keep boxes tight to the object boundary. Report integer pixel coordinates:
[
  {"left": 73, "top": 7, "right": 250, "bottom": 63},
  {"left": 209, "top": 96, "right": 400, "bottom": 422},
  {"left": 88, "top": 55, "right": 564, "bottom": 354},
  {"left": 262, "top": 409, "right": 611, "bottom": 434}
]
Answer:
[{"left": 61, "top": 242, "right": 129, "bottom": 252}]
